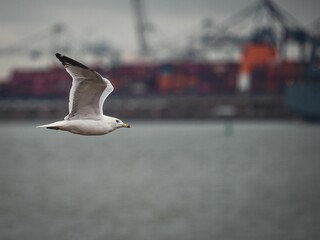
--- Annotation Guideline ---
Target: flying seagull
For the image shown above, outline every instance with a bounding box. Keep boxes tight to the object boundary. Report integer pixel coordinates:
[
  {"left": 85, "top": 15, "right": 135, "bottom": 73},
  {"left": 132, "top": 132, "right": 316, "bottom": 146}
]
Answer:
[{"left": 37, "top": 53, "right": 130, "bottom": 136}]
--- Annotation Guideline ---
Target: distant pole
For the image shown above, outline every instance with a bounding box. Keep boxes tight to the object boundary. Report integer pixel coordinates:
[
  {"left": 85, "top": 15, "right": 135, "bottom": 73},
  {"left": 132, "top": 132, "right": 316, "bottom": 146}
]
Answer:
[{"left": 131, "top": 0, "right": 150, "bottom": 56}]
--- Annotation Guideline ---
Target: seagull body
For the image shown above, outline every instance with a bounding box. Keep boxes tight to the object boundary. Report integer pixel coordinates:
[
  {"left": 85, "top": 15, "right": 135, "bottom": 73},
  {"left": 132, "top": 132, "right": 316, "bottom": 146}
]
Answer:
[{"left": 37, "top": 53, "right": 130, "bottom": 136}]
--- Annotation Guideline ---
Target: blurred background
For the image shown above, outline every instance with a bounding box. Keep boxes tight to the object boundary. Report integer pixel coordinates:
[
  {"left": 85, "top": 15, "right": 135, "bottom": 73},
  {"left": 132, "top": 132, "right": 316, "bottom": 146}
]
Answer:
[{"left": 1, "top": 0, "right": 320, "bottom": 239}]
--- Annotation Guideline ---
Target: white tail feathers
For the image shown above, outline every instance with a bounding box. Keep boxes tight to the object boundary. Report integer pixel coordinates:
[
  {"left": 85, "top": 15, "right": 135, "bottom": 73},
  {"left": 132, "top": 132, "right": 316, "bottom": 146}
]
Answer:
[{"left": 37, "top": 121, "right": 65, "bottom": 130}]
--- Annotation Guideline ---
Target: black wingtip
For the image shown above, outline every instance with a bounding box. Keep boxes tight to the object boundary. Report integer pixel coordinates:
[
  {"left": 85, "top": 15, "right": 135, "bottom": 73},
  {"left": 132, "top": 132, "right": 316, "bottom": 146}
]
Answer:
[{"left": 54, "top": 53, "right": 90, "bottom": 70}]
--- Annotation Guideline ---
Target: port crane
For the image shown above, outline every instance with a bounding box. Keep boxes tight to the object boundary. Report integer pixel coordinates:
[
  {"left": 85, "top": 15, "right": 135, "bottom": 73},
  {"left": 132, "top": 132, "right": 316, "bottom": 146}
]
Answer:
[
  {"left": 0, "top": 24, "right": 70, "bottom": 59},
  {"left": 131, "top": 0, "right": 151, "bottom": 57},
  {"left": 0, "top": 0, "right": 316, "bottom": 64},
  {"left": 0, "top": 23, "right": 118, "bottom": 63},
  {"left": 187, "top": 0, "right": 311, "bottom": 61}
]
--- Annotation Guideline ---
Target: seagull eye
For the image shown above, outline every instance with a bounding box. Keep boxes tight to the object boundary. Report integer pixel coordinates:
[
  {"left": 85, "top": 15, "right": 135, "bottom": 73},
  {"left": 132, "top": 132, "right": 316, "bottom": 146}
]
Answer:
[{"left": 116, "top": 120, "right": 120, "bottom": 123}]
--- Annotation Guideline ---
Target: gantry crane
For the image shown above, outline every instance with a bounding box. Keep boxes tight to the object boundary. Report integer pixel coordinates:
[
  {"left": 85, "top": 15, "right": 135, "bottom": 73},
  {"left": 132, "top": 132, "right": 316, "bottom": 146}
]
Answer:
[
  {"left": 196, "top": 0, "right": 310, "bottom": 61},
  {"left": 131, "top": 0, "right": 150, "bottom": 57}
]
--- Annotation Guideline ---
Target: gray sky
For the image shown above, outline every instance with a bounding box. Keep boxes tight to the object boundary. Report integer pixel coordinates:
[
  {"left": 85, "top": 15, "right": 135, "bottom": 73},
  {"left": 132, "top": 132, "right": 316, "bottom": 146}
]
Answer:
[{"left": 0, "top": 0, "right": 319, "bottom": 78}]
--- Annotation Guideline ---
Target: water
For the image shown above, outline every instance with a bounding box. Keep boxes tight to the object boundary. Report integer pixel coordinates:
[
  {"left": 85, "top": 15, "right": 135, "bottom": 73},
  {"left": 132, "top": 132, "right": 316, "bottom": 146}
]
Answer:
[{"left": 0, "top": 121, "right": 320, "bottom": 240}]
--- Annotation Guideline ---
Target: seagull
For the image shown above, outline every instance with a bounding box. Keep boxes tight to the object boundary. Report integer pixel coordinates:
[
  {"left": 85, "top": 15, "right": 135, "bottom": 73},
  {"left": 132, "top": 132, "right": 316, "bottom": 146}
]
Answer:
[{"left": 37, "top": 53, "right": 130, "bottom": 136}]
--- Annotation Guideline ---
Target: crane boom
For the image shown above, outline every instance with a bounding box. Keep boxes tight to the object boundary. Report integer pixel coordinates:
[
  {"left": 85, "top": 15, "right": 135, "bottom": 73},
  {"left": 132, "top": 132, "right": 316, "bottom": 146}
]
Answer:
[{"left": 131, "top": 0, "right": 150, "bottom": 56}]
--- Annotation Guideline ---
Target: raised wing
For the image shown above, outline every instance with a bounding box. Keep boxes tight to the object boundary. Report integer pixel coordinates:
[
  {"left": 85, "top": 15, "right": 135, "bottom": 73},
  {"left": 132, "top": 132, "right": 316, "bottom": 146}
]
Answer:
[{"left": 55, "top": 53, "right": 114, "bottom": 120}]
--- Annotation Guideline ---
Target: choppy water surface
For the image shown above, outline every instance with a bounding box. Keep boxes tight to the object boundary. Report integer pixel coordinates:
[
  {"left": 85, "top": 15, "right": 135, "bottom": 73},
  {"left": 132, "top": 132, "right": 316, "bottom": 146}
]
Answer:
[{"left": 1, "top": 121, "right": 320, "bottom": 240}]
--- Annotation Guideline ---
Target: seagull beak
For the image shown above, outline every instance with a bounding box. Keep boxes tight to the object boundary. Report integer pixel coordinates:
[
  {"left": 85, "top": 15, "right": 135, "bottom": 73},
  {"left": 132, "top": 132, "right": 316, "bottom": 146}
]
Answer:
[{"left": 122, "top": 123, "right": 130, "bottom": 128}]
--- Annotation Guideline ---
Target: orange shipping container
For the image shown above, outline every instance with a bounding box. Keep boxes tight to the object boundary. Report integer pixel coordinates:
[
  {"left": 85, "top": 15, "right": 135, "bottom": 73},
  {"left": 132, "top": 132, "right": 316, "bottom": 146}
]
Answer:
[
  {"left": 157, "top": 73, "right": 174, "bottom": 92},
  {"left": 240, "top": 43, "right": 277, "bottom": 74}
]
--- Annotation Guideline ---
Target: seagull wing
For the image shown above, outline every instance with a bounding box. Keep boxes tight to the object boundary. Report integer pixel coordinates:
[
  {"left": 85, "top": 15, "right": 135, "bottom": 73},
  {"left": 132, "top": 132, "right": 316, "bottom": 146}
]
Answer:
[{"left": 55, "top": 53, "right": 114, "bottom": 120}]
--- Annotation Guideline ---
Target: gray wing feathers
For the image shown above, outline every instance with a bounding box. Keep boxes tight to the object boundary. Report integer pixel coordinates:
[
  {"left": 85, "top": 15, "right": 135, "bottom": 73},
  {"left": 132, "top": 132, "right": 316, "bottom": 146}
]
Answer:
[
  {"left": 99, "top": 78, "right": 114, "bottom": 114},
  {"left": 63, "top": 65, "right": 114, "bottom": 120}
]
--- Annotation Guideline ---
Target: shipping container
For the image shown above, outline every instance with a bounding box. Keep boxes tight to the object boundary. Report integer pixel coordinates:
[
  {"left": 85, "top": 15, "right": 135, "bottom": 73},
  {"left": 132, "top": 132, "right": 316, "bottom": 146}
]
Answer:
[{"left": 0, "top": 60, "right": 307, "bottom": 98}]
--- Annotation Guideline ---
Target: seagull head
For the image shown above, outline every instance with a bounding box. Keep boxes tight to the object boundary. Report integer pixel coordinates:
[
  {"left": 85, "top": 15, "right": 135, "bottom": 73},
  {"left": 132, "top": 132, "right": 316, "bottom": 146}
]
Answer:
[{"left": 114, "top": 118, "right": 130, "bottom": 129}]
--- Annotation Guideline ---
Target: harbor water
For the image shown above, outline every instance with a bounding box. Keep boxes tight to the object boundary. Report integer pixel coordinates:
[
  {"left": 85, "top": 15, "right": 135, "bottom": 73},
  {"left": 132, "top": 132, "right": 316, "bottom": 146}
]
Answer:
[{"left": 0, "top": 121, "right": 320, "bottom": 239}]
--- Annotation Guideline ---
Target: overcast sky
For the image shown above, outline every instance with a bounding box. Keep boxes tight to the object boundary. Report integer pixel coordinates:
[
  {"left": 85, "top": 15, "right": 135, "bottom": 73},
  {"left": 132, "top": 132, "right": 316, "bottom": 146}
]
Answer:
[{"left": 0, "top": 0, "right": 319, "bottom": 78}]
